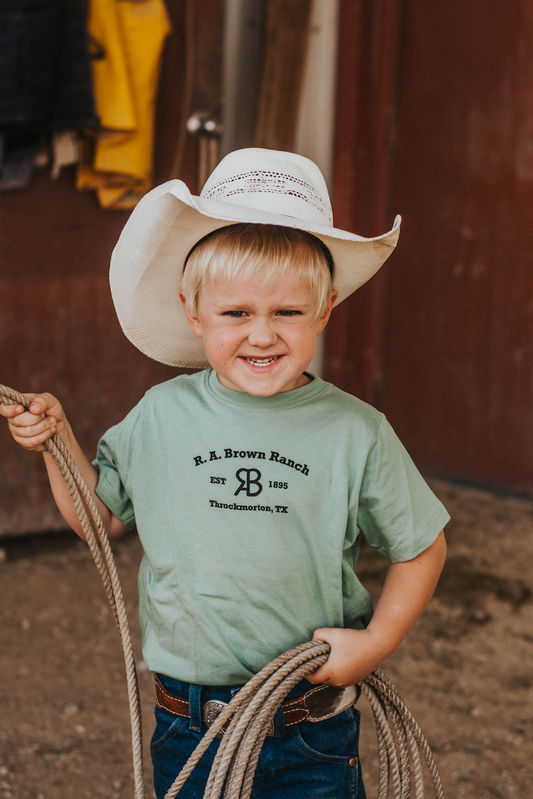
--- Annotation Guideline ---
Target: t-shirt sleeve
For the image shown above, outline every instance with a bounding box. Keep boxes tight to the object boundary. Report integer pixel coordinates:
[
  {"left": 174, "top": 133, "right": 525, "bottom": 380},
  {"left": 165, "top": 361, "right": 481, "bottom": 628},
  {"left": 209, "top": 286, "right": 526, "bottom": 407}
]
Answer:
[
  {"left": 356, "top": 416, "right": 450, "bottom": 562},
  {"left": 92, "top": 407, "right": 141, "bottom": 532}
]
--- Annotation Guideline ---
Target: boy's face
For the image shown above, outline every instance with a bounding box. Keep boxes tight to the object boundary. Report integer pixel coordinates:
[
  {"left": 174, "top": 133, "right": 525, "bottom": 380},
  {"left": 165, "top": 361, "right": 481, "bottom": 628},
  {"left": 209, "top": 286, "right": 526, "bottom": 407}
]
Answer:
[{"left": 180, "top": 272, "right": 336, "bottom": 396}]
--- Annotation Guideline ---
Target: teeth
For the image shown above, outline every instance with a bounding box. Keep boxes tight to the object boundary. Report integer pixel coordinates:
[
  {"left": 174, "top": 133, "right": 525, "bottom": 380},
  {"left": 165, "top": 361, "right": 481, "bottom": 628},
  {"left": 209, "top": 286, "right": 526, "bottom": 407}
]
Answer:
[{"left": 245, "top": 357, "right": 278, "bottom": 366}]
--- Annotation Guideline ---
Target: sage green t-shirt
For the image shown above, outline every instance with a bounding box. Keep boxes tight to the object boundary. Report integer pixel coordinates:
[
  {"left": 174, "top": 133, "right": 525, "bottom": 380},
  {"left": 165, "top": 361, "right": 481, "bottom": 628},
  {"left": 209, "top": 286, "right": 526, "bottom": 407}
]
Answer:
[{"left": 94, "top": 369, "right": 449, "bottom": 685}]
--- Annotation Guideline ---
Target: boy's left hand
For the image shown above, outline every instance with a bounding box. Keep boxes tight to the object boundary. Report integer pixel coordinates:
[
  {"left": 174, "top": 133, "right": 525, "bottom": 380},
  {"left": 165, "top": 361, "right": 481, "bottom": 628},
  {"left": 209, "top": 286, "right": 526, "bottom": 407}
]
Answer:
[{"left": 306, "top": 627, "right": 386, "bottom": 688}]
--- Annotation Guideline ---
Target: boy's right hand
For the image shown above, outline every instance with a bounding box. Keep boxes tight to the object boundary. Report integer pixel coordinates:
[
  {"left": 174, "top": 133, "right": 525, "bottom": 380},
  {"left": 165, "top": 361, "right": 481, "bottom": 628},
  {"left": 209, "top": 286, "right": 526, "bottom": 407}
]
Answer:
[{"left": 0, "top": 393, "right": 65, "bottom": 452}]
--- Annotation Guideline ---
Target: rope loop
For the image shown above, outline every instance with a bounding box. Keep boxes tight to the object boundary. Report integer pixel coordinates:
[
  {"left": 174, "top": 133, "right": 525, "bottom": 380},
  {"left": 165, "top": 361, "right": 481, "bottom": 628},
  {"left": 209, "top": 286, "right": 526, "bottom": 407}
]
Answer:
[{"left": 0, "top": 384, "right": 444, "bottom": 799}]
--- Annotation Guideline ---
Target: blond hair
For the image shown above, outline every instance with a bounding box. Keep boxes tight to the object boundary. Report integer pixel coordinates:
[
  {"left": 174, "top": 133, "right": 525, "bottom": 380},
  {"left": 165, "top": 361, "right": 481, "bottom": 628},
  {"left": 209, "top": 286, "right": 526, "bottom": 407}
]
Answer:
[{"left": 181, "top": 224, "right": 333, "bottom": 317}]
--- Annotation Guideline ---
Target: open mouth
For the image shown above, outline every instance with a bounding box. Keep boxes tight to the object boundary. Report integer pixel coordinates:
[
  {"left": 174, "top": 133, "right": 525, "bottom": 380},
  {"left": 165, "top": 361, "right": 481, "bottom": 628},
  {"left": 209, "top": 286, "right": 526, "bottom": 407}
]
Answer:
[{"left": 242, "top": 356, "right": 282, "bottom": 367}]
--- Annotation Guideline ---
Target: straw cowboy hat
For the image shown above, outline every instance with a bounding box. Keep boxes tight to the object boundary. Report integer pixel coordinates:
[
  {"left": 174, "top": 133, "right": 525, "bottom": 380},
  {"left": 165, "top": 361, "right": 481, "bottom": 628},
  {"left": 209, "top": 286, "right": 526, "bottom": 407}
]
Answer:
[{"left": 110, "top": 147, "right": 401, "bottom": 368}]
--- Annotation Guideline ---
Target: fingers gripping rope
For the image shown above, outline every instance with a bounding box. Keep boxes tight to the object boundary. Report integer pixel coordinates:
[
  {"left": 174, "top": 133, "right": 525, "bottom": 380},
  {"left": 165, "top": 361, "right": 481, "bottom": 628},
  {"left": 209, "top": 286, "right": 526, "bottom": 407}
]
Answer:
[{"left": 0, "top": 384, "right": 445, "bottom": 799}]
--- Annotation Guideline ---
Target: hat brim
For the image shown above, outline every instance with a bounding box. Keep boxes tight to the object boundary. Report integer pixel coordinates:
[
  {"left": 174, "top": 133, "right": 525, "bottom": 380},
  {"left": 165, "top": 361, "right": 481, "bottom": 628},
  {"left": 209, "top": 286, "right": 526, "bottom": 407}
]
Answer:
[{"left": 110, "top": 179, "right": 401, "bottom": 368}]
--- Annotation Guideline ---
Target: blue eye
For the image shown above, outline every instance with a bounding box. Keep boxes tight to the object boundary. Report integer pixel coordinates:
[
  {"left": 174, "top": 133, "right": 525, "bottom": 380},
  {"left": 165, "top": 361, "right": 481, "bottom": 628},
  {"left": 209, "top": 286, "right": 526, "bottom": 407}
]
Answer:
[
  {"left": 277, "top": 310, "right": 301, "bottom": 316},
  {"left": 224, "top": 310, "right": 246, "bottom": 317}
]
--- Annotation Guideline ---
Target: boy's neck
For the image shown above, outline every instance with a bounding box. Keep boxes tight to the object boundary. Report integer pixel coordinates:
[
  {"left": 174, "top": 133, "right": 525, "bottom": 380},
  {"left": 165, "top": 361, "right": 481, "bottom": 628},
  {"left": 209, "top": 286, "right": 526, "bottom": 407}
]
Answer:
[{"left": 216, "top": 371, "right": 313, "bottom": 395}]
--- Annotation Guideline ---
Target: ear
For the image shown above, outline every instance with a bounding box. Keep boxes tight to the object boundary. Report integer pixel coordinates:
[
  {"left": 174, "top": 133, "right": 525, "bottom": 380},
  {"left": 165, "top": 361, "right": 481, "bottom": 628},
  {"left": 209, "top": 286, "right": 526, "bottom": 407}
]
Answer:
[
  {"left": 316, "top": 290, "right": 338, "bottom": 335},
  {"left": 179, "top": 290, "right": 203, "bottom": 338}
]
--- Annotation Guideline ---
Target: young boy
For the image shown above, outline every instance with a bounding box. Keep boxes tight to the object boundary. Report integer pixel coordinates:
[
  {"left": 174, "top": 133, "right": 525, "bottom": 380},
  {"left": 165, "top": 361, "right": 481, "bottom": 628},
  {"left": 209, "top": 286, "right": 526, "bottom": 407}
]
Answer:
[{"left": 2, "top": 148, "right": 448, "bottom": 798}]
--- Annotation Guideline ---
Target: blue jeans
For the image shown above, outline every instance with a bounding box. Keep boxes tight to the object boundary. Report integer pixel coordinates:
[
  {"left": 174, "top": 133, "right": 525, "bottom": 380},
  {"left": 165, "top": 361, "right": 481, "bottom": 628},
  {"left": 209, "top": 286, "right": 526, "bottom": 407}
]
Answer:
[{"left": 151, "top": 675, "right": 366, "bottom": 799}]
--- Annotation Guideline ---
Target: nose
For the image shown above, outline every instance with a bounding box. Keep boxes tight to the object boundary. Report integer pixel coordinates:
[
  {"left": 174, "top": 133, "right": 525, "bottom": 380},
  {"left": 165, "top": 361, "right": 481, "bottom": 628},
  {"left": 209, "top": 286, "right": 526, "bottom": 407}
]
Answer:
[{"left": 247, "top": 317, "right": 278, "bottom": 348}]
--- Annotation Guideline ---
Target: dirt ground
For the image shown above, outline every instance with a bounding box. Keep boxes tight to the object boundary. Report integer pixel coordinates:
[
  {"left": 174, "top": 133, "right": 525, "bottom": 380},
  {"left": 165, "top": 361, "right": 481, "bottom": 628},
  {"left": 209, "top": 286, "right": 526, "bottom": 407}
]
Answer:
[{"left": 1, "top": 480, "right": 532, "bottom": 799}]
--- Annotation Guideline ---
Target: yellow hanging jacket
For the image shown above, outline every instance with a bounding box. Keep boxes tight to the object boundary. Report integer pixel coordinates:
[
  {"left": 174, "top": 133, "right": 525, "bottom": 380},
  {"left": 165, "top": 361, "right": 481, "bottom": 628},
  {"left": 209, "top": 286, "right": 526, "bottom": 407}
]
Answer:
[{"left": 77, "top": 0, "right": 171, "bottom": 209}]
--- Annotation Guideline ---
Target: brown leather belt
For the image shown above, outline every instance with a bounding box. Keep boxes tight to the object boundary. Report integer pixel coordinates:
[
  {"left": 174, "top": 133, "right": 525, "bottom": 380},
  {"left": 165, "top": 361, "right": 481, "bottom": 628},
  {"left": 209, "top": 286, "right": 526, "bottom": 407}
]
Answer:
[{"left": 155, "top": 676, "right": 358, "bottom": 736}]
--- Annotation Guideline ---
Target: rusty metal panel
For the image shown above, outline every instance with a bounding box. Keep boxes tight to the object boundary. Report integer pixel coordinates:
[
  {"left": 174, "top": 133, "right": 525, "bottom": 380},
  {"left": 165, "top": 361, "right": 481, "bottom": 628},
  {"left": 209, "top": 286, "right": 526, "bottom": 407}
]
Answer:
[
  {"left": 381, "top": 0, "right": 533, "bottom": 493},
  {"left": 0, "top": 171, "right": 182, "bottom": 535},
  {"left": 327, "top": 0, "right": 401, "bottom": 405},
  {"left": 0, "top": 0, "right": 225, "bottom": 535},
  {"left": 329, "top": 0, "right": 533, "bottom": 494}
]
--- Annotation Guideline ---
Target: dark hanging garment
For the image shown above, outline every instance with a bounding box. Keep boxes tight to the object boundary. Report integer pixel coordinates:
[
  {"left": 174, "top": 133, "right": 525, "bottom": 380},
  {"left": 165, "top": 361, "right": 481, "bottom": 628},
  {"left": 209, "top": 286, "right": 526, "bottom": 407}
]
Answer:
[
  {"left": 49, "top": 0, "right": 99, "bottom": 131},
  {"left": 0, "top": 0, "right": 97, "bottom": 188}
]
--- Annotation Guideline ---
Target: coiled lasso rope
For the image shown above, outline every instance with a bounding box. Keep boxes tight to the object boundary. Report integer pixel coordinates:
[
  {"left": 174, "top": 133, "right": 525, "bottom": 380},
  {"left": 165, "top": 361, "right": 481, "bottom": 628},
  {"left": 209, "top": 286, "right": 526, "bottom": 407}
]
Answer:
[{"left": 0, "top": 384, "right": 445, "bottom": 799}]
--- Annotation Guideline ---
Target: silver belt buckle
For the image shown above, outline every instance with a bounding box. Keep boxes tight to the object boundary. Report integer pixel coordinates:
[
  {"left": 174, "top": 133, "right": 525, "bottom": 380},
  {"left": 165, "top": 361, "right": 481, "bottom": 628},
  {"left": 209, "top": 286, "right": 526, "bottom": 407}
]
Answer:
[
  {"left": 304, "top": 684, "right": 359, "bottom": 722},
  {"left": 202, "top": 699, "right": 229, "bottom": 738},
  {"left": 202, "top": 699, "right": 275, "bottom": 738}
]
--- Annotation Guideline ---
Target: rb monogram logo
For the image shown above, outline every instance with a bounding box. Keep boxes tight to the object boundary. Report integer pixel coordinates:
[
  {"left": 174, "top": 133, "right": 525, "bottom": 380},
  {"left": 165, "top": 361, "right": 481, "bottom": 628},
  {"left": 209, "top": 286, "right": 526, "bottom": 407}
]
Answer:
[{"left": 234, "top": 468, "right": 263, "bottom": 497}]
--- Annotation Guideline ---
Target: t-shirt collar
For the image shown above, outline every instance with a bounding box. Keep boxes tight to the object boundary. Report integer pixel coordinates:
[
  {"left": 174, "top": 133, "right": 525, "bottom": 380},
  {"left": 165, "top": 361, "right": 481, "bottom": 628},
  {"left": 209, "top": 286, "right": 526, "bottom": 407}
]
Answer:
[{"left": 205, "top": 368, "right": 327, "bottom": 410}]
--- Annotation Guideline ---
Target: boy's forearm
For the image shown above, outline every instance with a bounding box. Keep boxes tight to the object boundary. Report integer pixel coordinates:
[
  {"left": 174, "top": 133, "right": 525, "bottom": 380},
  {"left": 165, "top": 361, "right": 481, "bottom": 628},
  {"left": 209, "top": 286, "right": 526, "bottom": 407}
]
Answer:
[
  {"left": 309, "top": 530, "right": 447, "bottom": 687},
  {"left": 43, "top": 420, "right": 127, "bottom": 542},
  {"left": 365, "top": 529, "right": 447, "bottom": 658}
]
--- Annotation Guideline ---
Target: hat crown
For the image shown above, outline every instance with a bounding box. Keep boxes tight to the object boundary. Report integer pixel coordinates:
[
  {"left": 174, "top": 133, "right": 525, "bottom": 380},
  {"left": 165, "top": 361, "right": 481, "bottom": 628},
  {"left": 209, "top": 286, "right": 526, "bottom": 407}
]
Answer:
[{"left": 200, "top": 148, "right": 334, "bottom": 227}]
